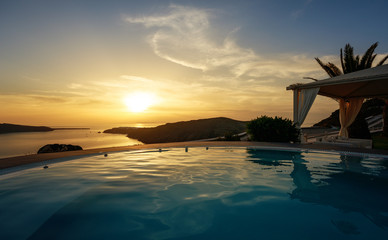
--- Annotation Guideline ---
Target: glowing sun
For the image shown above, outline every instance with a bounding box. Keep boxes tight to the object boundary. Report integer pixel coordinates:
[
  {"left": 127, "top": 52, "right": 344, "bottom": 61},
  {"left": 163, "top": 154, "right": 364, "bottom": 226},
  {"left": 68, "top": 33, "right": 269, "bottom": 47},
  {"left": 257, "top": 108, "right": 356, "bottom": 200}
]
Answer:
[{"left": 124, "top": 92, "right": 156, "bottom": 113}]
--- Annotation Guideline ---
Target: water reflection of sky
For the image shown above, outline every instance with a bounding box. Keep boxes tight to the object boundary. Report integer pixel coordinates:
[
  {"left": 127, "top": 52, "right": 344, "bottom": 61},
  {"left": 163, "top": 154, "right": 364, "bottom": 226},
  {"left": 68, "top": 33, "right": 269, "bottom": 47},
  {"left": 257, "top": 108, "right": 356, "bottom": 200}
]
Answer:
[
  {"left": 247, "top": 148, "right": 388, "bottom": 234},
  {"left": 0, "top": 147, "right": 387, "bottom": 239}
]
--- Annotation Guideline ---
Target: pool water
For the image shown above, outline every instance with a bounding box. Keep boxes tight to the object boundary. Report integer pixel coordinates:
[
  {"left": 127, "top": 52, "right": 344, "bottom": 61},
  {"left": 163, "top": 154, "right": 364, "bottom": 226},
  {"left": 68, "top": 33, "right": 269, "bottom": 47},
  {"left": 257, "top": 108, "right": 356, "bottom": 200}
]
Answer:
[{"left": 1, "top": 147, "right": 388, "bottom": 240}]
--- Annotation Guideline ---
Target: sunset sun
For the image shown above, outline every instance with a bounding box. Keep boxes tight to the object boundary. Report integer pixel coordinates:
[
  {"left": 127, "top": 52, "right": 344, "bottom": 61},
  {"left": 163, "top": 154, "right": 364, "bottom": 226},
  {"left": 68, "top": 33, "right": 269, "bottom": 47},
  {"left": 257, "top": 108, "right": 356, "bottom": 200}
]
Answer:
[{"left": 124, "top": 92, "right": 156, "bottom": 113}]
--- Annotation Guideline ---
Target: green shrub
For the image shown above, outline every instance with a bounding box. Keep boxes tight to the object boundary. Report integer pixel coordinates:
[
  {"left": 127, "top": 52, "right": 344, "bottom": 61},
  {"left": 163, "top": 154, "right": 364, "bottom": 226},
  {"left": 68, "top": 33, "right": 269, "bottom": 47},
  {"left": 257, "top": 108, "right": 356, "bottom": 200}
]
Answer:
[{"left": 247, "top": 116, "right": 300, "bottom": 142}]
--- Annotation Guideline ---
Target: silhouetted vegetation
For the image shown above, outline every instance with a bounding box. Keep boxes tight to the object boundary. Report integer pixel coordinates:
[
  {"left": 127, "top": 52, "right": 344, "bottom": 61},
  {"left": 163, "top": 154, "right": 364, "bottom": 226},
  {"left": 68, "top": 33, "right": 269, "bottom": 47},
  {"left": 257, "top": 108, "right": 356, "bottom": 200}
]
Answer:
[
  {"left": 104, "top": 117, "right": 247, "bottom": 144},
  {"left": 315, "top": 42, "right": 388, "bottom": 77},
  {"left": 37, "top": 144, "right": 83, "bottom": 154},
  {"left": 247, "top": 116, "right": 299, "bottom": 142}
]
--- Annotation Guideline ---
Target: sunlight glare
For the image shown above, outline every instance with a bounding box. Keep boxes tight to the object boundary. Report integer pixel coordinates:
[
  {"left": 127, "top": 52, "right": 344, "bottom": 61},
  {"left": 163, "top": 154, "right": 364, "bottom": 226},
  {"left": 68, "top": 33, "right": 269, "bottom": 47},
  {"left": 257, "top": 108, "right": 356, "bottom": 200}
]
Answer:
[{"left": 124, "top": 92, "right": 156, "bottom": 113}]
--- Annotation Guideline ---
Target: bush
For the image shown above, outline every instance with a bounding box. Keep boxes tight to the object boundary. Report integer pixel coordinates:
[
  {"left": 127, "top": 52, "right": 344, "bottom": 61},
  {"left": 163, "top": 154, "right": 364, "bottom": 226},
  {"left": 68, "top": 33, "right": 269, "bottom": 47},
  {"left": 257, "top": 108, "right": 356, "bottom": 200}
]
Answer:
[{"left": 247, "top": 116, "right": 300, "bottom": 142}]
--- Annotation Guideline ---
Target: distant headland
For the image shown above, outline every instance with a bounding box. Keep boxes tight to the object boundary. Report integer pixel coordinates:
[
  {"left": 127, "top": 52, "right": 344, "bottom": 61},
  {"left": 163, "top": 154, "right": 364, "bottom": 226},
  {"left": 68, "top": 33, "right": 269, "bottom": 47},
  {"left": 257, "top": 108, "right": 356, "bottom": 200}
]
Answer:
[
  {"left": 104, "top": 117, "right": 247, "bottom": 144},
  {"left": 0, "top": 123, "right": 53, "bottom": 134},
  {"left": 0, "top": 123, "right": 89, "bottom": 134}
]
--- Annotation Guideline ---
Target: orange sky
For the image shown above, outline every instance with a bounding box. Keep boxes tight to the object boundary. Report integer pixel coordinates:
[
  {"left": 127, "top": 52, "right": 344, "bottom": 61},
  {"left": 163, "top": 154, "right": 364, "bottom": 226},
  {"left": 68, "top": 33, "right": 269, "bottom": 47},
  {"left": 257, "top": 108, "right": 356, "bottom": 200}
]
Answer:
[{"left": 1, "top": 2, "right": 387, "bottom": 128}]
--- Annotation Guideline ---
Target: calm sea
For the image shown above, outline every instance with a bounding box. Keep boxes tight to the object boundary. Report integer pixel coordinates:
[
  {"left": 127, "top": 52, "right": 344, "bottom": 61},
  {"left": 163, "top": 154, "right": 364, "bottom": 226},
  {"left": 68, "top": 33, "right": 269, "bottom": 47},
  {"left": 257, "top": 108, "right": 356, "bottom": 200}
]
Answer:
[{"left": 0, "top": 129, "right": 143, "bottom": 159}]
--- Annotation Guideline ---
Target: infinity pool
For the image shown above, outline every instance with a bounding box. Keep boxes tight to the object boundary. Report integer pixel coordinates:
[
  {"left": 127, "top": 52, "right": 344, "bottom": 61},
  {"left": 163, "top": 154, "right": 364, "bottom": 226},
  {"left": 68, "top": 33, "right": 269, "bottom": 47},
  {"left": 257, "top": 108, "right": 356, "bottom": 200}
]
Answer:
[{"left": 1, "top": 147, "right": 388, "bottom": 239}]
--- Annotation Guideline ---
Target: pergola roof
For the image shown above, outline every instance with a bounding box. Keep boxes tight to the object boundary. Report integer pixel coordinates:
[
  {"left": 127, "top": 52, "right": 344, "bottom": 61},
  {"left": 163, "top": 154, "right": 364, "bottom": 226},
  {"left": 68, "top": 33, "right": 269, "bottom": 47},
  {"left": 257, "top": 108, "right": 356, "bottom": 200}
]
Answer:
[{"left": 287, "top": 64, "right": 388, "bottom": 99}]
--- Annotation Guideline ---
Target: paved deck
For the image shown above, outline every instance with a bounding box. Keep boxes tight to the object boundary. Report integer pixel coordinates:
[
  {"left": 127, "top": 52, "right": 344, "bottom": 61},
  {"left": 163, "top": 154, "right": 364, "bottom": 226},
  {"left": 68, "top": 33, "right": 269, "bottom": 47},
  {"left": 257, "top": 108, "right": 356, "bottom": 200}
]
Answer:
[{"left": 1, "top": 141, "right": 388, "bottom": 170}]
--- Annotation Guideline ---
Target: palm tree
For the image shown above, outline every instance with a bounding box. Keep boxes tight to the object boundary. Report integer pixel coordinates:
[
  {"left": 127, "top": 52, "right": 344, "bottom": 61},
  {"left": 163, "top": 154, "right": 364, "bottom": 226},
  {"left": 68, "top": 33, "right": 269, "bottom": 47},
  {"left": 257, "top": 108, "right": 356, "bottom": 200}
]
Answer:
[
  {"left": 315, "top": 42, "right": 388, "bottom": 137},
  {"left": 315, "top": 42, "right": 388, "bottom": 77}
]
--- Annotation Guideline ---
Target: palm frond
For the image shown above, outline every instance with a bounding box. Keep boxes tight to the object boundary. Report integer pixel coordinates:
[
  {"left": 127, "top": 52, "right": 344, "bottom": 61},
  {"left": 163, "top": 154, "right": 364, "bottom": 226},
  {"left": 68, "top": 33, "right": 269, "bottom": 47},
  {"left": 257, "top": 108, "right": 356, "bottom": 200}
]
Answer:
[
  {"left": 303, "top": 77, "right": 319, "bottom": 82},
  {"left": 366, "top": 54, "right": 377, "bottom": 68},
  {"left": 355, "top": 55, "right": 360, "bottom": 70},
  {"left": 377, "top": 54, "right": 388, "bottom": 66},
  {"left": 360, "top": 42, "right": 378, "bottom": 69},
  {"left": 343, "top": 44, "right": 356, "bottom": 73},
  {"left": 315, "top": 58, "right": 338, "bottom": 77},
  {"left": 315, "top": 57, "right": 326, "bottom": 69},
  {"left": 340, "top": 48, "right": 345, "bottom": 73},
  {"left": 327, "top": 62, "right": 342, "bottom": 76}
]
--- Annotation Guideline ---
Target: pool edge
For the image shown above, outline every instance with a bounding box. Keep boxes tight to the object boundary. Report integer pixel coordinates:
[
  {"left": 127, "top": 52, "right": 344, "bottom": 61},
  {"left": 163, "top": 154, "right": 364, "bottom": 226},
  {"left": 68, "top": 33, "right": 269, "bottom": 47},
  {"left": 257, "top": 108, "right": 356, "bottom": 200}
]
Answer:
[{"left": 1, "top": 141, "right": 388, "bottom": 171}]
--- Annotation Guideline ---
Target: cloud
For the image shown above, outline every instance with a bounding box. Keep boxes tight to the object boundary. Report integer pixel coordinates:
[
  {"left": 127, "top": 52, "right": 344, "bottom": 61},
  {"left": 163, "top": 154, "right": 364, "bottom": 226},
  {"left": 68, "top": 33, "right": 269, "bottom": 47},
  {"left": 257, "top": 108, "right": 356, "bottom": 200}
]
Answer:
[
  {"left": 27, "top": 95, "right": 68, "bottom": 103},
  {"left": 21, "top": 75, "right": 42, "bottom": 82},
  {"left": 120, "top": 75, "right": 155, "bottom": 83},
  {"left": 125, "top": 5, "right": 258, "bottom": 76},
  {"left": 125, "top": 4, "right": 329, "bottom": 85}
]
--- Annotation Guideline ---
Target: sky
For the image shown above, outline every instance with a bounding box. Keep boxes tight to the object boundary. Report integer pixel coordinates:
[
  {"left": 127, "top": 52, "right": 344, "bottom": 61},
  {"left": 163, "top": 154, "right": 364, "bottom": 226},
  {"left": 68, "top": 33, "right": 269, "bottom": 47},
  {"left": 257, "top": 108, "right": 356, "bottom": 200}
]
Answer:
[{"left": 1, "top": 0, "right": 388, "bottom": 127}]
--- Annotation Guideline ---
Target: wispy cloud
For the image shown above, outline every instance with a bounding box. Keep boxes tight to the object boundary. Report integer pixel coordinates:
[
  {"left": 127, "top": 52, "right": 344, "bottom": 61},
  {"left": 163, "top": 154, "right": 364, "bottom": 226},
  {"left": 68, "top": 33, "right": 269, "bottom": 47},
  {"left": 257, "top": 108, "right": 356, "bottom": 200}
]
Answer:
[
  {"left": 125, "top": 5, "right": 257, "bottom": 76},
  {"left": 125, "top": 4, "right": 327, "bottom": 83},
  {"left": 120, "top": 75, "right": 155, "bottom": 83},
  {"left": 21, "top": 75, "right": 43, "bottom": 82}
]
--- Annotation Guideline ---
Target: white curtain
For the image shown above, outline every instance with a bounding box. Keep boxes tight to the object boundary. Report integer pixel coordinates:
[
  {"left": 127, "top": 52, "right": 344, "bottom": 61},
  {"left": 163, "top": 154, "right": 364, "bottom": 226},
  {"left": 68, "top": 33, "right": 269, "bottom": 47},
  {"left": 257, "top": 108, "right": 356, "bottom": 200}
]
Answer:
[
  {"left": 293, "top": 88, "right": 320, "bottom": 127},
  {"left": 339, "top": 98, "right": 364, "bottom": 138}
]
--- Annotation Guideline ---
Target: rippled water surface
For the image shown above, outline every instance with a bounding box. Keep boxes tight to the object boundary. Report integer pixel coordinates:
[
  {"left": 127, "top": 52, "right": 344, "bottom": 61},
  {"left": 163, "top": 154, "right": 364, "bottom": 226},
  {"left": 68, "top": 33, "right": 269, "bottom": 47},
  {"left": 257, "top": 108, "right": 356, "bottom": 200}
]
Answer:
[
  {"left": 0, "top": 129, "right": 141, "bottom": 158},
  {"left": 1, "top": 147, "right": 388, "bottom": 240}
]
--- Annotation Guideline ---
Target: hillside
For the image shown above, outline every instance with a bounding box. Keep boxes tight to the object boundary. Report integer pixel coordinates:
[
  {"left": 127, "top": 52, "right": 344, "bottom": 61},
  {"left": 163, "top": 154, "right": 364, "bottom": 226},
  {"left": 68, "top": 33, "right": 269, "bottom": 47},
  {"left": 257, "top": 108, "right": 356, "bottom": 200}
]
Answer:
[
  {"left": 104, "top": 117, "right": 247, "bottom": 144},
  {"left": 0, "top": 123, "right": 54, "bottom": 134}
]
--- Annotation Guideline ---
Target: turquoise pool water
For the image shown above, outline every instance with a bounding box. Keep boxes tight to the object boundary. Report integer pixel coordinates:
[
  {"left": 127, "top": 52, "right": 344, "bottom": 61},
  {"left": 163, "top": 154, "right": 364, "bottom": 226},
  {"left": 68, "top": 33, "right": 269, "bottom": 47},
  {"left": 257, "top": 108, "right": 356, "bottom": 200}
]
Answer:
[{"left": 1, "top": 147, "right": 388, "bottom": 239}]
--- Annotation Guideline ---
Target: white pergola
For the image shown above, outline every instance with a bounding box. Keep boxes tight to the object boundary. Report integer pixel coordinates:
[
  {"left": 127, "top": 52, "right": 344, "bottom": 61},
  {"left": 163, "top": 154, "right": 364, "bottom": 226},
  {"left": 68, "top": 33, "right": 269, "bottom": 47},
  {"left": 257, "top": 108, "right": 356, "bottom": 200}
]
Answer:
[{"left": 287, "top": 64, "right": 388, "bottom": 138}]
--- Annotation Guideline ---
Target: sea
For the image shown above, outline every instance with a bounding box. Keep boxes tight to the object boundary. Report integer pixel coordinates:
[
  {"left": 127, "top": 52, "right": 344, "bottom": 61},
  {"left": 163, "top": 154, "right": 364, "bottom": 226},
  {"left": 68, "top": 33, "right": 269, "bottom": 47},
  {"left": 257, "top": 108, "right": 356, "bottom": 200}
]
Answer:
[{"left": 0, "top": 128, "right": 144, "bottom": 159}]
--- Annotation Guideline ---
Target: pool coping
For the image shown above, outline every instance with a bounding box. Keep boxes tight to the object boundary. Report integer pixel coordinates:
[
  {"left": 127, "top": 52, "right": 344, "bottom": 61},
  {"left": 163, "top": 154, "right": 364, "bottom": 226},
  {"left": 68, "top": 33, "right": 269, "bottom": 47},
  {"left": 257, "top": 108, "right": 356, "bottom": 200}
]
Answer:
[{"left": 2, "top": 141, "right": 388, "bottom": 171}]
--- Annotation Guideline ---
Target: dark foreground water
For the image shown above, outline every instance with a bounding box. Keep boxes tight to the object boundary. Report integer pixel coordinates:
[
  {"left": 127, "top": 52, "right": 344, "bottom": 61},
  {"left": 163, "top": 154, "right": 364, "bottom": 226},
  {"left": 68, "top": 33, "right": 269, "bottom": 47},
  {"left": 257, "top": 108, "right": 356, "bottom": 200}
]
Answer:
[
  {"left": 0, "top": 129, "right": 142, "bottom": 158},
  {"left": 0, "top": 147, "right": 387, "bottom": 239}
]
